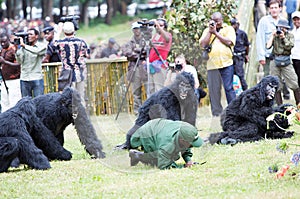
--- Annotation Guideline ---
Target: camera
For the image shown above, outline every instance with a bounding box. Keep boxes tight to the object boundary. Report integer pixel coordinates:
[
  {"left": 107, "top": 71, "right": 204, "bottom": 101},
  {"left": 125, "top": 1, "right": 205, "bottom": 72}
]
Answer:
[
  {"left": 59, "top": 15, "right": 80, "bottom": 31},
  {"left": 204, "top": 45, "right": 212, "bottom": 53},
  {"left": 13, "top": 32, "right": 29, "bottom": 45},
  {"left": 138, "top": 19, "right": 154, "bottom": 41},
  {"left": 276, "top": 27, "right": 282, "bottom": 35},
  {"left": 169, "top": 63, "right": 183, "bottom": 72},
  {"left": 209, "top": 21, "right": 215, "bottom": 27}
]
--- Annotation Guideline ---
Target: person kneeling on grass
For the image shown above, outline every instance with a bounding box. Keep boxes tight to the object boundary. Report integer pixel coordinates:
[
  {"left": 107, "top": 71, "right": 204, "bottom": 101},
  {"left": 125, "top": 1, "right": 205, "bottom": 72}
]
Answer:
[{"left": 129, "top": 118, "right": 203, "bottom": 169}]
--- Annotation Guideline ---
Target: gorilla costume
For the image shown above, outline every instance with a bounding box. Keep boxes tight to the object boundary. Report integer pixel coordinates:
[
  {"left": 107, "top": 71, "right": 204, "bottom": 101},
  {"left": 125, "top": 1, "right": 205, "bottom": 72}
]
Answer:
[
  {"left": 32, "top": 87, "right": 105, "bottom": 159},
  {"left": 209, "top": 75, "right": 294, "bottom": 145},
  {"left": 116, "top": 71, "right": 198, "bottom": 149},
  {"left": 0, "top": 98, "right": 72, "bottom": 173},
  {"left": 0, "top": 87, "right": 105, "bottom": 173}
]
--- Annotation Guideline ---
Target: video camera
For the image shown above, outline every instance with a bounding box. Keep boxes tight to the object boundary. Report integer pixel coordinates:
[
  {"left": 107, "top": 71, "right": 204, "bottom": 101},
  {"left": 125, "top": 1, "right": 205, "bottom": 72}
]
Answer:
[
  {"left": 59, "top": 15, "right": 80, "bottom": 31},
  {"left": 138, "top": 19, "right": 154, "bottom": 41},
  {"left": 169, "top": 63, "right": 183, "bottom": 72},
  {"left": 13, "top": 32, "right": 29, "bottom": 45}
]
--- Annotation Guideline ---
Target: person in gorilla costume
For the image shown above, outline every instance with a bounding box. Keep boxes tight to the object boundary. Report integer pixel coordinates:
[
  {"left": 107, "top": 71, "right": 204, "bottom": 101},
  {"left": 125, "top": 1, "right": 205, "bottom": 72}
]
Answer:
[
  {"left": 32, "top": 87, "right": 105, "bottom": 159},
  {"left": 209, "top": 75, "right": 294, "bottom": 145},
  {"left": 0, "top": 97, "right": 72, "bottom": 173},
  {"left": 116, "top": 71, "right": 198, "bottom": 150},
  {"left": 0, "top": 87, "right": 105, "bottom": 173}
]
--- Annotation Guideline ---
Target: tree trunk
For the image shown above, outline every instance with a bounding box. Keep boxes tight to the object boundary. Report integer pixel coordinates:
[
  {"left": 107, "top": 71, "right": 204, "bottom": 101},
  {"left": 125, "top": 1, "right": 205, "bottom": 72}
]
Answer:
[
  {"left": 105, "top": 0, "right": 113, "bottom": 25},
  {"left": 22, "top": 0, "right": 27, "bottom": 20},
  {"left": 81, "top": 0, "right": 90, "bottom": 27},
  {"left": 42, "top": 0, "right": 53, "bottom": 20}
]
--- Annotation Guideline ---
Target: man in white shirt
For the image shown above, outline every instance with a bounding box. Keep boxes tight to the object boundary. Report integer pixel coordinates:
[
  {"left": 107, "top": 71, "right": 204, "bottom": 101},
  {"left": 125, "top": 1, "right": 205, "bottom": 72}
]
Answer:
[
  {"left": 291, "top": 11, "right": 300, "bottom": 87},
  {"left": 164, "top": 54, "right": 204, "bottom": 101}
]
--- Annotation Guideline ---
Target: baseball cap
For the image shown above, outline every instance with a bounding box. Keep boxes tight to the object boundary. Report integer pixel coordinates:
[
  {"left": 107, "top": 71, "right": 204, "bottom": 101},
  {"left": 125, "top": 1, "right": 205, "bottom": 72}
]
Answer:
[
  {"left": 131, "top": 22, "right": 141, "bottom": 29},
  {"left": 42, "top": 26, "right": 54, "bottom": 34},
  {"left": 63, "top": 22, "right": 75, "bottom": 34},
  {"left": 230, "top": 18, "right": 239, "bottom": 25},
  {"left": 109, "top": 38, "right": 116, "bottom": 44},
  {"left": 179, "top": 122, "right": 203, "bottom": 147},
  {"left": 292, "top": 11, "right": 300, "bottom": 19}
]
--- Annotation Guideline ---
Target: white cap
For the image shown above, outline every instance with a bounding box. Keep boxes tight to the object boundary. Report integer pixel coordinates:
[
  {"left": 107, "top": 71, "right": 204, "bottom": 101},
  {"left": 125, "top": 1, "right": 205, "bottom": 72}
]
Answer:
[
  {"left": 63, "top": 22, "right": 75, "bottom": 34},
  {"left": 292, "top": 11, "right": 300, "bottom": 19},
  {"left": 131, "top": 22, "right": 141, "bottom": 30}
]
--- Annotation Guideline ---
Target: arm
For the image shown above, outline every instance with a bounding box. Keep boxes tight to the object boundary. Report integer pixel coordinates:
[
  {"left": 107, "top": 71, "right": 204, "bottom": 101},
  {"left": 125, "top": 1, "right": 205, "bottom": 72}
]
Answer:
[
  {"left": 22, "top": 44, "right": 46, "bottom": 56},
  {"left": 256, "top": 17, "right": 267, "bottom": 63},
  {"left": 199, "top": 28, "right": 212, "bottom": 48}
]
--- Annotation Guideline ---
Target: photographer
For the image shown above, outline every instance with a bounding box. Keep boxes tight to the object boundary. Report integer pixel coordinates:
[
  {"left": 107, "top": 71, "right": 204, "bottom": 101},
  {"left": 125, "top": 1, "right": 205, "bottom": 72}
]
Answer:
[
  {"left": 53, "top": 21, "right": 90, "bottom": 105},
  {"left": 164, "top": 54, "right": 206, "bottom": 102},
  {"left": 121, "top": 22, "right": 147, "bottom": 115},
  {"left": 199, "top": 12, "right": 236, "bottom": 117},
  {"left": 0, "top": 33, "right": 21, "bottom": 112},
  {"left": 266, "top": 19, "right": 300, "bottom": 106},
  {"left": 15, "top": 28, "right": 46, "bottom": 98},
  {"left": 148, "top": 18, "right": 172, "bottom": 95}
]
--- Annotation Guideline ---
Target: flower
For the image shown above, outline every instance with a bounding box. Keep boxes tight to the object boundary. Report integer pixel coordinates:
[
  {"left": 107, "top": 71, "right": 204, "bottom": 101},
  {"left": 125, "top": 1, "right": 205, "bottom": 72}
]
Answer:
[{"left": 290, "top": 152, "right": 300, "bottom": 166}]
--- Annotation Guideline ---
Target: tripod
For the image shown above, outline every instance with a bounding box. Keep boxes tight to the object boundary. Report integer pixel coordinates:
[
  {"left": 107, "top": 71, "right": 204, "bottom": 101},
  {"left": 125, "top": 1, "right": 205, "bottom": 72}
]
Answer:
[{"left": 115, "top": 38, "right": 167, "bottom": 120}]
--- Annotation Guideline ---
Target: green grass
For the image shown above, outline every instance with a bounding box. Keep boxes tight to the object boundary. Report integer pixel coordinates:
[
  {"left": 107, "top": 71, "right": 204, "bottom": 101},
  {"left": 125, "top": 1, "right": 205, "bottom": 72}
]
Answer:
[{"left": 2, "top": 108, "right": 300, "bottom": 198}]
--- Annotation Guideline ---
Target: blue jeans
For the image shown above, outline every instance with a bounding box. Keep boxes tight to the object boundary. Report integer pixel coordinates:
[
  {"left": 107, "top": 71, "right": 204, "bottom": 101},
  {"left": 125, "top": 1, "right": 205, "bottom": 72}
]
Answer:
[
  {"left": 20, "top": 79, "right": 44, "bottom": 98},
  {"left": 219, "top": 65, "right": 236, "bottom": 104}
]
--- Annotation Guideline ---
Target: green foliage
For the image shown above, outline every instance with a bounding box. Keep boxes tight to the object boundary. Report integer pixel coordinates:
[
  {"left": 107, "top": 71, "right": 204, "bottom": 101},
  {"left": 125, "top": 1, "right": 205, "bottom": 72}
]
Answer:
[{"left": 165, "top": 0, "right": 238, "bottom": 87}]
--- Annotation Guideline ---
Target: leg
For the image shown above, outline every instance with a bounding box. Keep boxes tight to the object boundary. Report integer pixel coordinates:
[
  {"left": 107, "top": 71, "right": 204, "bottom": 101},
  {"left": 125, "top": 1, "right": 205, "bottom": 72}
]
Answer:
[
  {"left": 233, "top": 55, "right": 248, "bottom": 90},
  {"left": 20, "top": 80, "right": 32, "bottom": 97},
  {"left": 292, "top": 59, "right": 300, "bottom": 87},
  {"left": 1, "top": 79, "right": 22, "bottom": 112},
  {"left": 131, "top": 67, "right": 143, "bottom": 115},
  {"left": 31, "top": 120, "right": 72, "bottom": 161},
  {"left": 0, "top": 137, "right": 19, "bottom": 172},
  {"left": 219, "top": 65, "right": 236, "bottom": 104},
  {"left": 281, "top": 64, "right": 300, "bottom": 105},
  {"left": 32, "top": 79, "right": 44, "bottom": 97},
  {"left": 207, "top": 69, "right": 223, "bottom": 116}
]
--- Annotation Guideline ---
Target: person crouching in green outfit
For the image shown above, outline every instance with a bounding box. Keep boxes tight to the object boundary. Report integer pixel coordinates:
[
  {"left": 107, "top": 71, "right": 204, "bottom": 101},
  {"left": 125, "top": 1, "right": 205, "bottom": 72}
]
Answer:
[{"left": 129, "top": 118, "right": 203, "bottom": 169}]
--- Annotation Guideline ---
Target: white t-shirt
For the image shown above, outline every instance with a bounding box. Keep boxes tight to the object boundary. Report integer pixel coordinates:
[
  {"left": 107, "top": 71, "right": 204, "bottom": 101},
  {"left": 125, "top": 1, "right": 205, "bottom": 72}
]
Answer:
[
  {"left": 291, "top": 27, "right": 300, "bottom": 60},
  {"left": 168, "top": 64, "right": 200, "bottom": 88}
]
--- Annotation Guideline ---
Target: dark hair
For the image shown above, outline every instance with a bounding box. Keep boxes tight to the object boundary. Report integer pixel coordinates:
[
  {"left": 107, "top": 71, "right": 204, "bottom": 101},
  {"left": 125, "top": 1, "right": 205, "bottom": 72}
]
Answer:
[
  {"left": 157, "top": 18, "right": 168, "bottom": 29},
  {"left": 28, "top": 28, "right": 40, "bottom": 35},
  {"left": 0, "top": 33, "right": 9, "bottom": 39},
  {"left": 268, "top": 0, "right": 282, "bottom": 7}
]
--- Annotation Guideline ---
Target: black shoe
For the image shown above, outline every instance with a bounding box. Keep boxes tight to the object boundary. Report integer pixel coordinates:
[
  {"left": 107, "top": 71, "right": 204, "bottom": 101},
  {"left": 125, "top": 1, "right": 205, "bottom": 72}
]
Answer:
[
  {"left": 129, "top": 149, "right": 143, "bottom": 166},
  {"left": 114, "top": 143, "right": 129, "bottom": 150}
]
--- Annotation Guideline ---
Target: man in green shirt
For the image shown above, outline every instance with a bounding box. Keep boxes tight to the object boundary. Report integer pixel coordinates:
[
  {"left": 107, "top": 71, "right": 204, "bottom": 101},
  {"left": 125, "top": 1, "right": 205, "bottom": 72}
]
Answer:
[
  {"left": 129, "top": 118, "right": 203, "bottom": 169},
  {"left": 266, "top": 19, "right": 300, "bottom": 106},
  {"left": 15, "top": 28, "right": 46, "bottom": 97}
]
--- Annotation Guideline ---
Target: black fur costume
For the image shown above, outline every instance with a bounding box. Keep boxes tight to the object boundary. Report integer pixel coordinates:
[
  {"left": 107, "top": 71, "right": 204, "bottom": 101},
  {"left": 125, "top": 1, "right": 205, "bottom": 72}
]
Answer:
[
  {"left": 117, "top": 71, "right": 198, "bottom": 149},
  {"left": 209, "top": 75, "right": 294, "bottom": 145},
  {"left": 0, "top": 88, "right": 105, "bottom": 173},
  {"left": 0, "top": 98, "right": 72, "bottom": 173},
  {"left": 32, "top": 87, "right": 105, "bottom": 159}
]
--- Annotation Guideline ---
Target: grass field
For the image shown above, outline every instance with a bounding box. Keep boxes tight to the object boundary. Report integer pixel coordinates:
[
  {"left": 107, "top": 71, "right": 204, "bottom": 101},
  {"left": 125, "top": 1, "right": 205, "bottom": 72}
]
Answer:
[{"left": 2, "top": 105, "right": 300, "bottom": 198}]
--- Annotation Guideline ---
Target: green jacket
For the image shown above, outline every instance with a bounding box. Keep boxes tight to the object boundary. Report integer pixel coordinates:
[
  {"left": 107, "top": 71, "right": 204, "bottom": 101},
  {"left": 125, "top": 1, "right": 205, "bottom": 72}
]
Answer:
[
  {"left": 272, "top": 32, "right": 294, "bottom": 56},
  {"left": 130, "top": 118, "right": 197, "bottom": 169}
]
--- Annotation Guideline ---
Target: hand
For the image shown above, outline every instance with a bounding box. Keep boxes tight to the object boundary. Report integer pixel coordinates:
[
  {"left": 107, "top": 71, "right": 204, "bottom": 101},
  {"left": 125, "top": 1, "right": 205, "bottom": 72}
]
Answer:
[
  {"left": 208, "top": 20, "right": 217, "bottom": 34},
  {"left": 184, "top": 161, "right": 199, "bottom": 168},
  {"left": 245, "top": 55, "right": 249, "bottom": 63},
  {"left": 259, "top": 60, "right": 266, "bottom": 65}
]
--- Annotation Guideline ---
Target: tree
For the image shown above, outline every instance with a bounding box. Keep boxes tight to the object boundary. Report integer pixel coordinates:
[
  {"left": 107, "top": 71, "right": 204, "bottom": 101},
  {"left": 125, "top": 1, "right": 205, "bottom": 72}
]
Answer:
[{"left": 165, "top": 0, "right": 237, "bottom": 87}]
